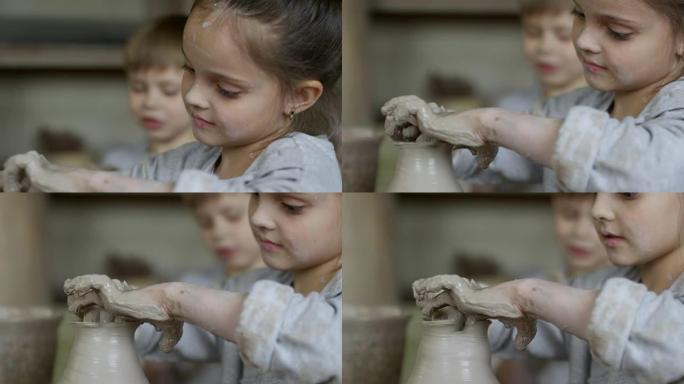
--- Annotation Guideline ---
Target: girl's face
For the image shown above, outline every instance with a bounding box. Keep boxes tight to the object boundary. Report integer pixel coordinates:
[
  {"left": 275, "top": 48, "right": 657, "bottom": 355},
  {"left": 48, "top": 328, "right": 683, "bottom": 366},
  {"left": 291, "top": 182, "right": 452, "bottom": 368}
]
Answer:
[
  {"left": 522, "top": 11, "right": 585, "bottom": 93},
  {"left": 194, "top": 194, "right": 262, "bottom": 274},
  {"left": 552, "top": 195, "right": 609, "bottom": 274},
  {"left": 181, "top": 9, "right": 290, "bottom": 148},
  {"left": 592, "top": 193, "right": 683, "bottom": 266},
  {"left": 571, "top": 0, "right": 684, "bottom": 92},
  {"left": 248, "top": 194, "right": 342, "bottom": 272}
]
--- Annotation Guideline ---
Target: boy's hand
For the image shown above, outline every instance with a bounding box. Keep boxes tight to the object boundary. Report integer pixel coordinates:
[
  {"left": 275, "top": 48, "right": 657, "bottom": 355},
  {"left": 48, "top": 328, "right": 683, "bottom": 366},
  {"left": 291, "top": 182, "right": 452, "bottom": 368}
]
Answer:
[
  {"left": 413, "top": 274, "right": 536, "bottom": 350},
  {"left": 65, "top": 274, "right": 183, "bottom": 352}
]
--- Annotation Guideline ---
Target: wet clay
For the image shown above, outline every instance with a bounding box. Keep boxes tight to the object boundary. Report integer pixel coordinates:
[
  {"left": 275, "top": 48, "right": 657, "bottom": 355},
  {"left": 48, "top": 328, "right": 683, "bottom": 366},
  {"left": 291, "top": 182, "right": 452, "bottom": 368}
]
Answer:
[
  {"left": 382, "top": 95, "right": 445, "bottom": 143},
  {"left": 405, "top": 317, "right": 499, "bottom": 384},
  {"left": 413, "top": 274, "right": 536, "bottom": 350},
  {"left": 387, "top": 141, "right": 464, "bottom": 192},
  {"left": 64, "top": 274, "right": 182, "bottom": 352},
  {"left": 56, "top": 321, "right": 150, "bottom": 384},
  {"left": 382, "top": 96, "right": 498, "bottom": 169}
]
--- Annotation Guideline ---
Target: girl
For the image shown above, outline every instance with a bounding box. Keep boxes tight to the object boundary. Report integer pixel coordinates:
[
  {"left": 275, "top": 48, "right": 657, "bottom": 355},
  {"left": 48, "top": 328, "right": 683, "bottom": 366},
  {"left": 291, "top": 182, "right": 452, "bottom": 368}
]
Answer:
[
  {"left": 415, "top": 193, "right": 684, "bottom": 383},
  {"left": 2, "top": 0, "right": 342, "bottom": 193},
  {"left": 65, "top": 193, "right": 342, "bottom": 383},
  {"left": 384, "top": 0, "right": 684, "bottom": 191}
]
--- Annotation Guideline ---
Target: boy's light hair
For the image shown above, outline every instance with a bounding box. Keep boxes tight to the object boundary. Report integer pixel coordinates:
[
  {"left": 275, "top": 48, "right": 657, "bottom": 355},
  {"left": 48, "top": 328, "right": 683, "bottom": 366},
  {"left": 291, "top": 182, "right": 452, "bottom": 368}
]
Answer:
[
  {"left": 519, "top": 0, "right": 574, "bottom": 15},
  {"left": 125, "top": 15, "right": 187, "bottom": 72}
]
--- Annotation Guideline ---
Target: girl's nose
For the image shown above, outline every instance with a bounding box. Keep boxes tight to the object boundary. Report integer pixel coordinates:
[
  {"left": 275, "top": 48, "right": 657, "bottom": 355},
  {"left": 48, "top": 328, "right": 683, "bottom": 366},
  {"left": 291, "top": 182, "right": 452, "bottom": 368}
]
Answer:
[
  {"left": 183, "top": 80, "right": 210, "bottom": 111},
  {"left": 574, "top": 24, "right": 601, "bottom": 55},
  {"left": 249, "top": 197, "right": 276, "bottom": 232},
  {"left": 592, "top": 193, "right": 615, "bottom": 222}
]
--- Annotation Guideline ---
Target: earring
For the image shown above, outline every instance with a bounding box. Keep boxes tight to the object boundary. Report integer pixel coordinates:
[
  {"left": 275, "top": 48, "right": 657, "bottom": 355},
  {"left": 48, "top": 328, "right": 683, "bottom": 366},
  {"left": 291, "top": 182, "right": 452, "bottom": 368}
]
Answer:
[{"left": 288, "top": 110, "right": 296, "bottom": 120}]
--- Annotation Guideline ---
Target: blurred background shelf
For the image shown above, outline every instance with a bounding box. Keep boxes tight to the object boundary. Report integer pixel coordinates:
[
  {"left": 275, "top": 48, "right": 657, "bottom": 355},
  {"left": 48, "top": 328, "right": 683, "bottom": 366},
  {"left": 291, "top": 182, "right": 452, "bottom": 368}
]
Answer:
[
  {"left": 0, "top": 45, "right": 124, "bottom": 70},
  {"left": 373, "top": 0, "right": 520, "bottom": 16}
]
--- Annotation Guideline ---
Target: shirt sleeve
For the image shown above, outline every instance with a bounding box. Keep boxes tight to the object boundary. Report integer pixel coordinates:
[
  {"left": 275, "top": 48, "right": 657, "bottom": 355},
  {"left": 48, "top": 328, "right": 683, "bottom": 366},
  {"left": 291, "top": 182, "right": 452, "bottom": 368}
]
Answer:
[
  {"left": 552, "top": 105, "right": 684, "bottom": 191},
  {"left": 236, "top": 280, "right": 341, "bottom": 383},
  {"left": 587, "top": 277, "right": 684, "bottom": 384},
  {"left": 489, "top": 318, "right": 568, "bottom": 360},
  {"left": 452, "top": 148, "right": 543, "bottom": 185},
  {"left": 135, "top": 322, "right": 221, "bottom": 363}
]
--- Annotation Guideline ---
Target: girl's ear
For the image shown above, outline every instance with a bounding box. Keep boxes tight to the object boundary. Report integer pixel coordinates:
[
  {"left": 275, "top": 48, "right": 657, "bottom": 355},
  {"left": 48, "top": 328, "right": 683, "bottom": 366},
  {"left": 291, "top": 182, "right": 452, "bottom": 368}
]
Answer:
[{"left": 286, "top": 80, "right": 323, "bottom": 116}]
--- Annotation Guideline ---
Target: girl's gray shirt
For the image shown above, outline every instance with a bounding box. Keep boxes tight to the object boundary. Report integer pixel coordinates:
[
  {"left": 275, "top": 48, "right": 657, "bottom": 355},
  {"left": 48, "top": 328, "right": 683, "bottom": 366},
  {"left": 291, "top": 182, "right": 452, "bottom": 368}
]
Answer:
[
  {"left": 489, "top": 266, "right": 684, "bottom": 384},
  {"left": 453, "top": 77, "right": 684, "bottom": 191},
  {"left": 124, "top": 132, "right": 342, "bottom": 192}
]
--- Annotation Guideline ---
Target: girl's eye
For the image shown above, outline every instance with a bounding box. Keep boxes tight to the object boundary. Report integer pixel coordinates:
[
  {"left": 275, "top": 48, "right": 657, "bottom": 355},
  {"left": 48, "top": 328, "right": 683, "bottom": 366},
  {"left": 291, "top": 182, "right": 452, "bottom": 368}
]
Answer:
[
  {"left": 217, "top": 86, "right": 240, "bottom": 98},
  {"left": 608, "top": 29, "right": 632, "bottom": 41},
  {"left": 183, "top": 64, "right": 195, "bottom": 74},
  {"left": 281, "top": 203, "right": 305, "bottom": 214}
]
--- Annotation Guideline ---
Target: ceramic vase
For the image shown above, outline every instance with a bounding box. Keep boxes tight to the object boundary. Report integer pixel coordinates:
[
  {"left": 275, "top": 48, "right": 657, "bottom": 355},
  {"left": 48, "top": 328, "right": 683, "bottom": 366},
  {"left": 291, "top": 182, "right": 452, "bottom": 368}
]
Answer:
[
  {"left": 387, "top": 142, "right": 463, "bottom": 192},
  {"left": 406, "top": 319, "right": 499, "bottom": 384},
  {"left": 57, "top": 321, "right": 149, "bottom": 384}
]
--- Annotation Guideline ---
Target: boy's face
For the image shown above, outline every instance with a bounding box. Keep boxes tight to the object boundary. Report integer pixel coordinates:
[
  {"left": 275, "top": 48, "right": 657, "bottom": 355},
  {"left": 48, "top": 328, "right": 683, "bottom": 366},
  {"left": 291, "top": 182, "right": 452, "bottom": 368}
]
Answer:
[
  {"left": 128, "top": 67, "right": 193, "bottom": 144},
  {"left": 522, "top": 10, "right": 585, "bottom": 93},
  {"left": 572, "top": 0, "right": 684, "bottom": 93},
  {"left": 181, "top": 9, "right": 290, "bottom": 148},
  {"left": 248, "top": 194, "right": 342, "bottom": 272},
  {"left": 552, "top": 195, "right": 609, "bottom": 274},
  {"left": 194, "top": 194, "right": 262, "bottom": 274},
  {"left": 592, "top": 193, "right": 683, "bottom": 266}
]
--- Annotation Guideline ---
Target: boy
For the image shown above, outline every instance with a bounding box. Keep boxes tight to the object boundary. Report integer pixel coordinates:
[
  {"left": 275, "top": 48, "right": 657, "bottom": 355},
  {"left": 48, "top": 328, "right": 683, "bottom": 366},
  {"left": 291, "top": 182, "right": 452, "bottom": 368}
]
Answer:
[{"left": 101, "top": 15, "right": 195, "bottom": 171}]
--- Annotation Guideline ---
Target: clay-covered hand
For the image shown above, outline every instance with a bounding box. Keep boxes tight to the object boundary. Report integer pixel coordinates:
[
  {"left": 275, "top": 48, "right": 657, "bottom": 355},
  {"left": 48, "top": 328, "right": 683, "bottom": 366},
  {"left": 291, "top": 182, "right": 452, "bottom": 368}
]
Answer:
[
  {"left": 415, "top": 108, "right": 499, "bottom": 169},
  {"left": 2, "top": 151, "right": 82, "bottom": 192},
  {"left": 64, "top": 274, "right": 183, "bottom": 352},
  {"left": 381, "top": 95, "right": 445, "bottom": 142},
  {"left": 413, "top": 274, "right": 536, "bottom": 350}
]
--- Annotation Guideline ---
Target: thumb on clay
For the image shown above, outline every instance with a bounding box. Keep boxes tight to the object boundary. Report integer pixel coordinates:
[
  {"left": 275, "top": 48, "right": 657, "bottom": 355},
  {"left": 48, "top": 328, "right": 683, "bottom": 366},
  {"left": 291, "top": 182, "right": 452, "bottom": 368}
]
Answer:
[
  {"left": 512, "top": 318, "right": 537, "bottom": 351},
  {"left": 157, "top": 320, "right": 183, "bottom": 353}
]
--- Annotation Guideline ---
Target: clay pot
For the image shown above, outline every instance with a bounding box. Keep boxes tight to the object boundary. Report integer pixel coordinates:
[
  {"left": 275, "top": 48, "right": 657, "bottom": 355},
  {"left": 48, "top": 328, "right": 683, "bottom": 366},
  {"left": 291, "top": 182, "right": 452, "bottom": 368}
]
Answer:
[
  {"left": 342, "top": 305, "right": 411, "bottom": 384},
  {"left": 387, "top": 142, "right": 463, "bottom": 192},
  {"left": 57, "top": 321, "right": 150, "bottom": 384},
  {"left": 0, "top": 306, "right": 62, "bottom": 384},
  {"left": 406, "top": 319, "right": 499, "bottom": 384}
]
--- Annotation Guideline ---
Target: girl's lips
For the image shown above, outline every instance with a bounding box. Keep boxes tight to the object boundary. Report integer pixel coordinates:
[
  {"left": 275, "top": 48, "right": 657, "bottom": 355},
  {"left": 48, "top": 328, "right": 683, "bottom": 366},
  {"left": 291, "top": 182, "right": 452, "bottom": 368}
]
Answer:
[
  {"left": 192, "top": 115, "right": 215, "bottom": 129},
  {"left": 601, "top": 234, "right": 625, "bottom": 248},
  {"left": 142, "top": 118, "right": 163, "bottom": 130},
  {"left": 257, "top": 238, "right": 284, "bottom": 252},
  {"left": 583, "top": 60, "right": 608, "bottom": 73}
]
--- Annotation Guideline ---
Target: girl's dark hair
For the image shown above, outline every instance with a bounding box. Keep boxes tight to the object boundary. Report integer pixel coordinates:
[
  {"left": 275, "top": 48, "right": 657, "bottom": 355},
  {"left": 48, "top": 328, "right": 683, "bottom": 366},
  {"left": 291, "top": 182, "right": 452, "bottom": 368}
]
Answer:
[
  {"left": 644, "top": 0, "right": 684, "bottom": 37},
  {"left": 191, "top": 0, "right": 342, "bottom": 146}
]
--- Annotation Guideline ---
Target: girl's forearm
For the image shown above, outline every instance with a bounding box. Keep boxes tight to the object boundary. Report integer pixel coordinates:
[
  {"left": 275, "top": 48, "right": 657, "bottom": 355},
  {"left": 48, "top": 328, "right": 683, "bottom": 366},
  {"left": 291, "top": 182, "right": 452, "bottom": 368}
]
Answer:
[
  {"left": 479, "top": 109, "right": 562, "bottom": 168},
  {"left": 516, "top": 278, "right": 598, "bottom": 340},
  {"left": 163, "top": 283, "right": 245, "bottom": 342},
  {"left": 56, "top": 169, "right": 173, "bottom": 192}
]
